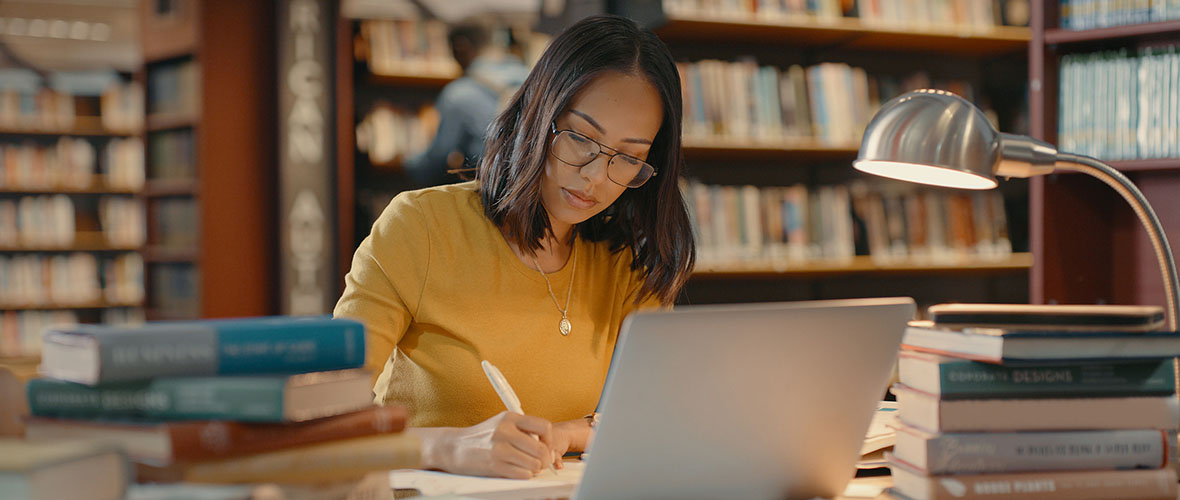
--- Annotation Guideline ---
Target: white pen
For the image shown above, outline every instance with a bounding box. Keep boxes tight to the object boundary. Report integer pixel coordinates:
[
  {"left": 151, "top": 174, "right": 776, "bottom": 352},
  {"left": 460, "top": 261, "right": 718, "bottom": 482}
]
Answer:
[{"left": 481, "top": 360, "right": 560, "bottom": 476}]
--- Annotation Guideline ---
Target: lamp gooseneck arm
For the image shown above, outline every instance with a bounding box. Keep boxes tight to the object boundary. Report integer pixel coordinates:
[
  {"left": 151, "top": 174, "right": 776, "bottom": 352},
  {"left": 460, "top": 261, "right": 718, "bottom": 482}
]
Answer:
[{"left": 1054, "top": 153, "right": 1180, "bottom": 331}]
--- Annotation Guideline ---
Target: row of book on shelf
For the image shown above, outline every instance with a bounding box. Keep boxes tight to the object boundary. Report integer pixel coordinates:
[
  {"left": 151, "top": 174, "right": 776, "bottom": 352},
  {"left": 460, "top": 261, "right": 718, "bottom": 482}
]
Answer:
[
  {"left": 1059, "top": 46, "right": 1180, "bottom": 162},
  {"left": 151, "top": 198, "right": 197, "bottom": 251},
  {"left": 883, "top": 303, "right": 1180, "bottom": 500},
  {"left": 0, "top": 195, "right": 145, "bottom": 248},
  {"left": 355, "top": 103, "right": 440, "bottom": 166},
  {"left": 661, "top": 0, "right": 1029, "bottom": 27},
  {"left": 0, "top": 252, "right": 144, "bottom": 309},
  {"left": 150, "top": 263, "right": 199, "bottom": 319},
  {"left": 1, "top": 308, "right": 144, "bottom": 358},
  {"left": 148, "top": 130, "right": 195, "bottom": 182},
  {"left": 677, "top": 58, "right": 987, "bottom": 147},
  {"left": 358, "top": 19, "right": 458, "bottom": 77},
  {"left": 148, "top": 60, "right": 199, "bottom": 118},
  {"left": 0, "top": 138, "right": 144, "bottom": 191},
  {"left": 682, "top": 179, "right": 1012, "bottom": 270},
  {"left": 1060, "top": 0, "right": 1180, "bottom": 30},
  {"left": 5, "top": 316, "right": 418, "bottom": 499},
  {"left": 356, "top": 19, "right": 550, "bottom": 78},
  {"left": 0, "top": 70, "right": 143, "bottom": 133}
]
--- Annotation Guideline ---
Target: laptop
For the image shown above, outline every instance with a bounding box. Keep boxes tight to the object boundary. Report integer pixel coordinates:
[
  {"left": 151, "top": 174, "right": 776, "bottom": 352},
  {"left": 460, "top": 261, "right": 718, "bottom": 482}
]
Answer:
[{"left": 573, "top": 297, "right": 915, "bottom": 500}]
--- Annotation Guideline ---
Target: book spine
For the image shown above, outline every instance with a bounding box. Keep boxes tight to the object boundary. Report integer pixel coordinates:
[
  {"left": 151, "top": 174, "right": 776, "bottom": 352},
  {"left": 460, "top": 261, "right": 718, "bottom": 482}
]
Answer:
[
  {"left": 895, "top": 385, "right": 1180, "bottom": 432},
  {"left": 922, "top": 429, "right": 1171, "bottom": 474},
  {"left": 931, "top": 359, "right": 1175, "bottom": 397},
  {"left": 893, "top": 465, "right": 1178, "bottom": 500},
  {"left": 84, "top": 318, "right": 365, "bottom": 382},
  {"left": 93, "top": 324, "right": 220, "bottom": 382},
  {"left": 214, "top": 318, "right": 365, "bottom": 375},
  {"left": 168, "top": 406, "right": 408, "bottom": 462},
  {"left": 177, "top": 433, "right": 421, "bottom": 484},
  {"left": 28, "top": 376, "right": 290, "bottom": 422}
]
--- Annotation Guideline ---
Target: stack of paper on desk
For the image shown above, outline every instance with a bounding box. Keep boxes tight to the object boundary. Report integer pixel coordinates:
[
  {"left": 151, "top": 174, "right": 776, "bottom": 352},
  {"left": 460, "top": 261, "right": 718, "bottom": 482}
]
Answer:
[{"left": 857, "top": 401, "right": 899, "bottom": 469}]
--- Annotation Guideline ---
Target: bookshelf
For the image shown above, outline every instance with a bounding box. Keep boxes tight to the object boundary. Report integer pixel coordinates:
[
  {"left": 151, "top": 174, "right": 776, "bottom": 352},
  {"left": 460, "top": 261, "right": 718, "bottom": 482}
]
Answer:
[
  {"left": 137, "top": 0, "right": 276, "bottom": 321},
  {"left": 1028, "top": 0, "right": 1180, "bottom": 310},
  {"left": 0, "top": 65, "right": 146, "bottom": 358},
  {"left": 693, "top": 253, "right": 1034, "bottom": 278},
  {"left": 648, "top": 3, "right": 1033, "bottom": 307},
  {"left": 655, "top": 15, "right": 1032, "bottom": 55}
]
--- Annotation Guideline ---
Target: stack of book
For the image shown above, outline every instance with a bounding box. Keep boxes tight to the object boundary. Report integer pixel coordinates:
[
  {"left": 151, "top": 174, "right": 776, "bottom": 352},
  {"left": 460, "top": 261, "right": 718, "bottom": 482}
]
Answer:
[
  {"left": 888, "top": 304, "right": 1180, "bottom": 500},
  {"left": 23, "top": 316, "right": 419, "bottom": 485}
]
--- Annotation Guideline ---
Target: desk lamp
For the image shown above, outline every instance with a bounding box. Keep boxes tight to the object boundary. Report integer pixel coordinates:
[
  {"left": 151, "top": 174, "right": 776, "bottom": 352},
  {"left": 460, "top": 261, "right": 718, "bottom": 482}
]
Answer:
[{"left": 853, "top": 89, "right": 1179, "bottom": 331}]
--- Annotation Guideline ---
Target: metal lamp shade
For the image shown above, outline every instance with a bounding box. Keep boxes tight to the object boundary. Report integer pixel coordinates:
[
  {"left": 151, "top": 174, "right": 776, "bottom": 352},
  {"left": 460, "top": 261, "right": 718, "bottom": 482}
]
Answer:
[{"left": 853, "top": 89, "right": 1000, "bottom": 190}]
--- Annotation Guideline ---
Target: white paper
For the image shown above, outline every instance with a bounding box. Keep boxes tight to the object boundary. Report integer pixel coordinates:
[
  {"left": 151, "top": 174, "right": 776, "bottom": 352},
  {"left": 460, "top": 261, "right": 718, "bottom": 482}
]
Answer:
[
  {"left": 390, "top": 461, "right": 584, "bottom": 496},
  {"left": 859, "top": 401, "right": 899, "bottom": 454},
  {"left": 841, "top": 481, "right": 887, "bottom": 498}
]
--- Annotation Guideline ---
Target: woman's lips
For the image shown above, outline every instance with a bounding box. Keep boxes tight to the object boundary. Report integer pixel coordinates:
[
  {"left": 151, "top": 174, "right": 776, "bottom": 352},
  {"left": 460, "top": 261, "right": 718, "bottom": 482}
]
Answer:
[{"left": 562, "top": 188, "right": 597, "bottom": 209}]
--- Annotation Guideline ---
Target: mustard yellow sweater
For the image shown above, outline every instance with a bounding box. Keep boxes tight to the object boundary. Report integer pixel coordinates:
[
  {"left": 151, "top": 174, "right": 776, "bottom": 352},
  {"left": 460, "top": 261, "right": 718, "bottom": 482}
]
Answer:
[{"left": 334, "top": 182, "right": 659, "bottom": 427}]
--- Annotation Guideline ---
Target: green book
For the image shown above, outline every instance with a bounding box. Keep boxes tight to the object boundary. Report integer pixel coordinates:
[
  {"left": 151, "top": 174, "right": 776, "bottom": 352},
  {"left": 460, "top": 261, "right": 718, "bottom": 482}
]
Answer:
[
  {"left": 898, "top": 350, "right": 1175, "bottom": 398},
  {"left": 27, "top": 369, "right": 372, "bottom": 423}
]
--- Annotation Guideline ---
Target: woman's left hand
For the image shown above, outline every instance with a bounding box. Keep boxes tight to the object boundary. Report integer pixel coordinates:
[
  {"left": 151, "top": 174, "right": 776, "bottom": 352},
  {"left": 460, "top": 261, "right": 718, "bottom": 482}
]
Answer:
[{"left": 546, "top": 419, "right": 592, "bottom": 469}]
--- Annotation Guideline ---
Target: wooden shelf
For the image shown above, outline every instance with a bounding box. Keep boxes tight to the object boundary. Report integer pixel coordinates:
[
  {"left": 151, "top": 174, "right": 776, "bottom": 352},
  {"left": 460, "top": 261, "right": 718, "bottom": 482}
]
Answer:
[
  {"left": 1109, "top": 158, "right": 1180, "bottom": 172},
  {"left": 144, "top": 179, "right": 199, "bottom": 197},
  {"left": 145, "top": 308, "right": 199, "bottom": 322},
  {"left": 1045, "top": 20, "right": 1180, "bottom": 45},
  {"left": 0, "top": 244, "right": 141, "bottom": 253},
  {"left": 0, "top": 123, "right": 137, "bottom": 138},
  {"left": 656, "top": 15, "right": 1032, "bottom": 56},
  {"left": 0, "top": 184, "right": 140, "bottom": 195},
  {"left": 0, "top": 300, "right": 143, "bottom": 311},
  {"left": 1052, "top": 158, "right": 1180, "bottom": 173},
  {"left": 367, "top": 70, "right": 458, "bottom": 88},
  {"left": 144, "top": 246, "right": 200, "bottom": 263},
  {"left": 147, "top": 113, "right": 199, "bottom": 132},
  {"left": 0, "top": 232, "right": 140, "bottom": 252},
  {"left": 691, "top": 253, "right": 1033, "bottom": 279},
  {"left": 683, "top": 138, "right": 860, "bottom": 162}
]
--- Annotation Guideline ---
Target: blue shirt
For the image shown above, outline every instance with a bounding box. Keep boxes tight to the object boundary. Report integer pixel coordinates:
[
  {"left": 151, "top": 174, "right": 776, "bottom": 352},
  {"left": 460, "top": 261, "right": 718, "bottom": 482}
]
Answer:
[{"left": 403, "top": 55, "right": 529, "bottom": 186}]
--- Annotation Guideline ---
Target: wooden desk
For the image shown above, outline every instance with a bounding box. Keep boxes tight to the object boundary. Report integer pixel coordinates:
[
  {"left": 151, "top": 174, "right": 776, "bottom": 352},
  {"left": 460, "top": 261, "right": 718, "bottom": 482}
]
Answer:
[{"left": 0, "top": 358, "right": 37, "bottom": 437}]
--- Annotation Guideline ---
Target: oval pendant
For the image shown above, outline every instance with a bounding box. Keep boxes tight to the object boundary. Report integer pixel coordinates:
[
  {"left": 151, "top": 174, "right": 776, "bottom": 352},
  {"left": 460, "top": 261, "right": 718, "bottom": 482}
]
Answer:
[{"left": 559, "top": 318, "right": 572, "bottom": 336}]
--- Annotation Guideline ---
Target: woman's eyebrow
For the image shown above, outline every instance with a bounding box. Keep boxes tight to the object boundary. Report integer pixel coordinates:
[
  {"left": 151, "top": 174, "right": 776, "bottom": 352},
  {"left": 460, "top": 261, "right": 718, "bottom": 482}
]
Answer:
[{"left": 570, "top": 109, "right": 653, "bottom": 146}]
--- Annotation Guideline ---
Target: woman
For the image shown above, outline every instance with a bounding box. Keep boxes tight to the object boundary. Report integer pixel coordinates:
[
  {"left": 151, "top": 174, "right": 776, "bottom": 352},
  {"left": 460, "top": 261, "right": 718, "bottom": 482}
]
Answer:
[{"left": 334, "top": 14, "right": 694, "bottom": 479}]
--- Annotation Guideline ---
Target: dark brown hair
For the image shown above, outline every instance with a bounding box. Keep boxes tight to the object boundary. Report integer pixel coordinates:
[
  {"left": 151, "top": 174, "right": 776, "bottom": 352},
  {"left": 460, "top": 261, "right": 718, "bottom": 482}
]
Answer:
[{"left": 477, "top": 15, "right": 694, "bottom": 305}]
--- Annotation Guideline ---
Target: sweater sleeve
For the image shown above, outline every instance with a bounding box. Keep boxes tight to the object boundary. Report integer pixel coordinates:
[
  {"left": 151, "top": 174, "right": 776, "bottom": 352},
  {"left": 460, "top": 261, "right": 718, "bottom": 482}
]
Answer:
[{"left": 333, "top": 192, "right": 431, "bottom": 383}]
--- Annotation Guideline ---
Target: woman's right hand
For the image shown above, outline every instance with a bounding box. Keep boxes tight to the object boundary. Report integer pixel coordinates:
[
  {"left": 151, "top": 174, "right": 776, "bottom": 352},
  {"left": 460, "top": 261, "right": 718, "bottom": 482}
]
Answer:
[{"left": 414, "top": 411, "right": 556, "bottom": 479}]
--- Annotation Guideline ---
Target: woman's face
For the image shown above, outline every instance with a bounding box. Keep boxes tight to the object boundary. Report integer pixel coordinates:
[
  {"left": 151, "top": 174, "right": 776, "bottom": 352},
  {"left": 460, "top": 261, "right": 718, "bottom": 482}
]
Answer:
[{"left": 540, "top": 71, "right": 664, "bottom": 233}]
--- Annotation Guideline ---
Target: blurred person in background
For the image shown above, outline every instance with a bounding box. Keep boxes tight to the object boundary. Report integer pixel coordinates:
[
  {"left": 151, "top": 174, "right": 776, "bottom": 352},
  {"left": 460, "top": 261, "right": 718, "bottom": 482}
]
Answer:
[{"left": 402, "top": 21, "right": 529, "bottom": 187}]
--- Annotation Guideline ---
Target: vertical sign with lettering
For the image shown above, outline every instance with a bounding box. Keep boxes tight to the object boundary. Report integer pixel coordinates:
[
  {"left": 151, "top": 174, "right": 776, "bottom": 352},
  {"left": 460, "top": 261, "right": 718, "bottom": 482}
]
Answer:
[{"left": 277, "top": 0, "right": 335, "bottom": 315}]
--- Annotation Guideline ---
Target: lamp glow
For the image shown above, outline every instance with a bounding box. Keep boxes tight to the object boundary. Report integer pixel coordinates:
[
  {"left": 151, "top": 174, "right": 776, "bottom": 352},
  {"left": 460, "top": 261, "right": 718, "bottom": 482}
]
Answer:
[{"left": 852, "top": 160, "right": 997, "bottom": 190}]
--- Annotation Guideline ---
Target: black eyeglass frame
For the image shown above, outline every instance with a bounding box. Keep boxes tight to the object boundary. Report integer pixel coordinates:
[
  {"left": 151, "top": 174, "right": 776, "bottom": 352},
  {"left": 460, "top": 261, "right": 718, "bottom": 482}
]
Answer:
[{"left": 548, "top": 122, "right": 657, "bottom": 188}]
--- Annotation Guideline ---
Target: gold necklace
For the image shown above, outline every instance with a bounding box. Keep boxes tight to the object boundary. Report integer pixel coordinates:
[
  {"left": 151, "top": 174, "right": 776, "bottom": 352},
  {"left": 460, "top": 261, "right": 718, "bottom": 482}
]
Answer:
[{"left": 531, "top": 244, "right": 577, "bottom": 336}]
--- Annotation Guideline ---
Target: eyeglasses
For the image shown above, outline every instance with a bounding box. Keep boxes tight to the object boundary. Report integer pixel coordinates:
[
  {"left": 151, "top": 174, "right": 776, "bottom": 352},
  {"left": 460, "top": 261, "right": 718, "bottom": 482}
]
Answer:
[{"left": 549, "top": 123, "right": 657, "bottom": 188}]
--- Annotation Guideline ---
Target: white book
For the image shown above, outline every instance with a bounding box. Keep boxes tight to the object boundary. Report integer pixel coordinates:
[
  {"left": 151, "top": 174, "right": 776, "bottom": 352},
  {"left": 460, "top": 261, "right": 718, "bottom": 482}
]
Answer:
[
  {"left": 892, "top": 424, "right": 1173, "bottom": 474},
  {"left": 894, "top": 383, "right": 1180, "bottom": 433}
]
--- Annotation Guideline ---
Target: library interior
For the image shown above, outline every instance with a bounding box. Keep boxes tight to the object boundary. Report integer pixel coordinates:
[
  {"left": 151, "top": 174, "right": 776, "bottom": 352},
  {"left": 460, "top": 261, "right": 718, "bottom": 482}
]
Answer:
[{"left": 2, "top": 0, "right": 1180, "bottom": 499}]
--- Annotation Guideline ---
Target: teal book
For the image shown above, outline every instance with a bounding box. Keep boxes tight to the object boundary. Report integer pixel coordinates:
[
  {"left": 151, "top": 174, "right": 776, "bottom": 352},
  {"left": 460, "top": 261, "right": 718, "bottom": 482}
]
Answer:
[
  {"left": 39, "top": 316, "right": 364, "bottom": 385},
  {"left": 27, "top": 369, "right": 373, "bottom": 423},
  {"left": 898, "top": 350, "right": 1176, "bottom": 398}
]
